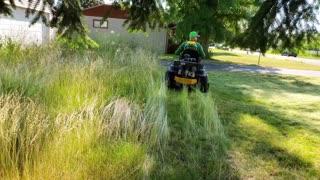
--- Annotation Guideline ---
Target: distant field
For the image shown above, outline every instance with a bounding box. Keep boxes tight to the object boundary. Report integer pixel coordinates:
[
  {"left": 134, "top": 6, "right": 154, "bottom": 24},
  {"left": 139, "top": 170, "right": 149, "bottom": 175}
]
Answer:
[
  {"left": 291, "top": 54, "right": 320, "bottom": 60},
  {"left": 265, "top": 51, "right": 320, "bottom": 61},
  {"left": 160, "top": 49, "right": 320, "bottom": 71},
  {"left": 210, "top": 49, "right": 320, "bottom": 71}
]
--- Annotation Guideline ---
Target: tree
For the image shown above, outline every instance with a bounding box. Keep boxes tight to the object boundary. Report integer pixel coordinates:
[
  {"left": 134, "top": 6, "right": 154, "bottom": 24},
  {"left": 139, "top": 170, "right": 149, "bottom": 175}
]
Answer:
[
  {"left": 0, "top": 0, "right": 14, "bottom": 16},
  {"left": 165, "top": 0, "right": 257, "bottom": 54},
  {"left": 120, "top": 0, "right": 165, "bottom": 32},
  {"left": 0, "top": 0, "right": 86, "bottom": 38},
  {"left": 301, "top": 33, "right": 320, "bottom": 56},
  {"left": 233, "top": 0, "right": 320, "bottom": 54},
  {"left": 0, "top": 0, "right": 319, "bottom": 53}
]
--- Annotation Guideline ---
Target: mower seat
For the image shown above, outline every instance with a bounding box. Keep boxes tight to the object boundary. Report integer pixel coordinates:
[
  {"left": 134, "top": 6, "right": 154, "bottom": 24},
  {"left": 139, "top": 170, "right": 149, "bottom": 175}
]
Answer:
[{"left": 181, "top": 49, "right": 200, "bottom": 63}]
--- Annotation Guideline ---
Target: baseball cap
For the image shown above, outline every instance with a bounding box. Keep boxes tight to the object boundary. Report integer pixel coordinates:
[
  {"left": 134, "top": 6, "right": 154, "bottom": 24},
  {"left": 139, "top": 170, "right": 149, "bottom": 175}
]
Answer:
[{"left": 189, "top": 31, "right": 200, "bottom": 38}]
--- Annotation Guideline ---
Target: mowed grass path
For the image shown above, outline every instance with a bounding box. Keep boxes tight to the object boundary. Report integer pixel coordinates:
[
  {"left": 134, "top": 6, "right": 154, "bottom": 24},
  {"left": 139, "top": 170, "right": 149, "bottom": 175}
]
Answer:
[
  {"left": 210, "top": 48, "right": 320, "bottom": 71},
  {"left": 209, "top": 72, "right": 320, "bottom": 178}
]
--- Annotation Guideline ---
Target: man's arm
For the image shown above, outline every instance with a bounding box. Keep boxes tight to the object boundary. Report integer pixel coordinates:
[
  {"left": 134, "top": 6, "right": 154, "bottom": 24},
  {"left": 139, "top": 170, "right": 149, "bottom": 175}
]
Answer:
[
  {"left": 174, "top": 42, "right": 186, "bottom": 56},
  {"left": 197, "top": 44, "right": 206, "bottom": 58}
]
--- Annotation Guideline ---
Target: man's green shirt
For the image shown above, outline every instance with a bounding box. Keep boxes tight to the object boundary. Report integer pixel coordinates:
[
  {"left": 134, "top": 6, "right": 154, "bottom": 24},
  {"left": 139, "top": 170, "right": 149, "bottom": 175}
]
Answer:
[{"left": 174, "top": 41, "right": 206, "bottom": 58}]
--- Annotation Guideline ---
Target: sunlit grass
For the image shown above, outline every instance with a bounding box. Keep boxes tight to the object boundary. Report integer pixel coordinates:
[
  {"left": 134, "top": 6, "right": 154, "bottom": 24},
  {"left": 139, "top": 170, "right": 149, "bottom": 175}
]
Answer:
[
  {"left": 210, "top": 48, "right": 320, "bottom": 71},
  {"left": 296, "top": 54, "right": 320, "bottom": 60},
  {"left": 209, "top": 72, "right": 320, "bottom": 178}
]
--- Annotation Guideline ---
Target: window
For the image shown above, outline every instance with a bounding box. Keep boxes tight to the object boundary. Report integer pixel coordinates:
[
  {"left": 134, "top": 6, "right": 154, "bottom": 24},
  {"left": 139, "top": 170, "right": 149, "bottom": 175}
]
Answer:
[{"left": 93, "top": 19, "right": 108, "bottom": 28}]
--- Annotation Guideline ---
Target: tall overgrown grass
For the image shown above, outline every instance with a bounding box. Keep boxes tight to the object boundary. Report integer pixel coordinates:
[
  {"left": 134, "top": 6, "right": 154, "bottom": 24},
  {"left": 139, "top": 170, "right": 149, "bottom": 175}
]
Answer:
[{"left": 0, "top": 35, "right": 226, "bottom": 178}]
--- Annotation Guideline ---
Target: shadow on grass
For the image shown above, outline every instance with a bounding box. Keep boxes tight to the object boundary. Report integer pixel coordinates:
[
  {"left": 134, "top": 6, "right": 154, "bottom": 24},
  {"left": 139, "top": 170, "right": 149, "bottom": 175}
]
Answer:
[
  {"left": 206, "top": 54, "right": 260, "bottom": 67},
  {"left": 209, "top": 72, "right": 320, "bottom": 178},
  {"left": 204, "top": 58, "right": 261, "bottom": 68},
  {"left": 252, "top": 140, "right": 313, "bottom": 169},
  {"left": 209, "top": 51, "right": 240, "bottom": 57}
]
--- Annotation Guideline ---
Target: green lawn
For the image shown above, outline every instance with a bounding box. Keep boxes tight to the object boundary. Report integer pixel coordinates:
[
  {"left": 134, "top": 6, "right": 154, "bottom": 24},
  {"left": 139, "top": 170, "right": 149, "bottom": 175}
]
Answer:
[
  {"left": 209, "top": 72, "right": 320, "bottom": 178},
  {"left": 265, "top": 51, "right": 320, "bottom": 61},
  {"left": 292, "top": 54, "right": 320, "bottom": 60},
  {"left": 210, "top": 49, "right": 320, "bottom": 71}
]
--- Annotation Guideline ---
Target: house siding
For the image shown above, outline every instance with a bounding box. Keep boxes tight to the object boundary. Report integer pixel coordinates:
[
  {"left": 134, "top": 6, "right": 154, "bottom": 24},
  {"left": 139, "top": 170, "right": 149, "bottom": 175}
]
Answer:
[
  {"left": 84, "top": 16, "right": 168, "bottom": 53},
  {"left": 0, "top": 7, "right": 53, "bottom": 44}
]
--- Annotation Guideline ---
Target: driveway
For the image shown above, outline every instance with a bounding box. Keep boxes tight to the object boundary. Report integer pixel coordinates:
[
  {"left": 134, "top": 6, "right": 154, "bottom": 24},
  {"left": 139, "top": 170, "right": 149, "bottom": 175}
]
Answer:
[{"left": 162, "top": 60, "right": 320, "bottom": 77}]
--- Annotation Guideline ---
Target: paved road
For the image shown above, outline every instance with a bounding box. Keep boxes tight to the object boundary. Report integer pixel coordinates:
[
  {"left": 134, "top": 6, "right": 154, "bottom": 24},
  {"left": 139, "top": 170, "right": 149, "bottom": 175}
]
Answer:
[
  {"left": 162, "top": 60, "right": 320, "bottom": 77},
  {"left": 232, "top": 49, "right": 320, "bottom": 66}
]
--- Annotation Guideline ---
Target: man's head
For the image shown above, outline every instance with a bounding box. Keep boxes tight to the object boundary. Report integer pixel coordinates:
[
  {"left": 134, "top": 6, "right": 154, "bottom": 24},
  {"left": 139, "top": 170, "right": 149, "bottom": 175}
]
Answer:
[{"left": 189, "top": 31, "right": 200, "bottom": 41}]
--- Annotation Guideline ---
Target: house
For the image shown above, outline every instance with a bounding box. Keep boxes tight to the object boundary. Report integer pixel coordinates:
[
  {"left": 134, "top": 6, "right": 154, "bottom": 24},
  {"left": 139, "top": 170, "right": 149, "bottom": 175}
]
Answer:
[
  {"left": 82, "top": 4, "right": 168, "bottom": 53},
  {"left": 0, "top": 0, "right": 55, "bottom": 44}
]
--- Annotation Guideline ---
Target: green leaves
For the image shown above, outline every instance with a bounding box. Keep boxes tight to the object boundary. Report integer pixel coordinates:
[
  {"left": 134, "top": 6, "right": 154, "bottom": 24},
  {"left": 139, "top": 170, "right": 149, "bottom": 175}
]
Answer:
[
  {"left": 57, "top": 34, "right": 99, "bottom": 52},
  {"left": 166, "top": 0, "right": 255, "bottom": 54},
  {"left": 120, "top": 0, "right": 165, "bottom": 32},
  {"left": 50, "top": 0, "right": 86, "bottom": 37},
  {"left": 0, "top": 0, "right": 319, "bottom": 53},
  {"left": 234, "top": 0, "right": 320, "bottom": 53}
]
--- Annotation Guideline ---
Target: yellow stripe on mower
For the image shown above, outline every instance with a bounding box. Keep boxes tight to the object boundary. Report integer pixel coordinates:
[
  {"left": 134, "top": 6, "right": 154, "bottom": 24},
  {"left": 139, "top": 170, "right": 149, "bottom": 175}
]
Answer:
[{"left": 174, "top": 76, "right": 198, "bottom": 85}]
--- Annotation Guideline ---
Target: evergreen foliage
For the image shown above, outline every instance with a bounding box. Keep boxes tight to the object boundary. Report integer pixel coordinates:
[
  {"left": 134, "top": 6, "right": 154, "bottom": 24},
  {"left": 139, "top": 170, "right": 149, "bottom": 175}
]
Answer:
[
  {"left": 233, "top": 0, "right": 320, "bottom": 53},
  {"left": 81, "top": 0, "right": 104, "bottom": 8},
  {"left": 116, "top": 0, "right": 165, "bottom": 32},
  {"left": 0, "top": 0, "right": 15, "bottom": 16},
  {"left": 49, "top": 0, "right": 85, "bottom": 38},
  {"left": 0, "top": 0, "right": 319, "bottom": 52}
]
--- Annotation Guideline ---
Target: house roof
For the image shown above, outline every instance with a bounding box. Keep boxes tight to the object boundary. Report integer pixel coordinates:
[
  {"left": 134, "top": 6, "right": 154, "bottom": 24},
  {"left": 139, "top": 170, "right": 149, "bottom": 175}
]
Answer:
[
  {"left": 82, "top": 4, "right": 128, "bottom": 19},
  {"left": 4, "top": 0, "right": 50, "bottom": 13}
]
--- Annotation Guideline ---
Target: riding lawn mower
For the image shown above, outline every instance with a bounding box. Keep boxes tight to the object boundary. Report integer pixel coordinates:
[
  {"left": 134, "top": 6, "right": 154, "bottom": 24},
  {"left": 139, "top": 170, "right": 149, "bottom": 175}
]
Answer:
[{"left": 165, "top": 49, "right": 209, "bottom": 93}]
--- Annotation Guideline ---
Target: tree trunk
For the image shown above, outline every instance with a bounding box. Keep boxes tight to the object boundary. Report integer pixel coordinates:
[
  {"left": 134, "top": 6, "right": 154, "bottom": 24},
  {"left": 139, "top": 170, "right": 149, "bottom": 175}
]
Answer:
[
  {"left": 258, "top": 52, "right": 262, "bottom": 65},
  {"left": 200, "top": 34, "right": 209, "bottom": 58}
]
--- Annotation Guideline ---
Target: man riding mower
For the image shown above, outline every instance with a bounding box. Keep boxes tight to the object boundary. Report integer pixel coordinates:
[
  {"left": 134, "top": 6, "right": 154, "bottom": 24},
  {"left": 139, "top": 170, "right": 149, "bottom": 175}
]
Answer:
[{"left": 165, "top": 31, "right": 209, "bottom": 93}]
